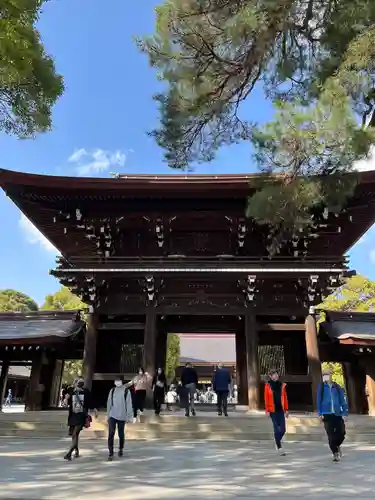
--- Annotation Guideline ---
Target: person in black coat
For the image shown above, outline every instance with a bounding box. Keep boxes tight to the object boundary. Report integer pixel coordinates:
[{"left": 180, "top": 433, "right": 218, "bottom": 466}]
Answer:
[
  {"left": 181, "top": 363, "right": 198, "bottom": 417},
  {"left": 64, "top": 378, "right": 96, "bottom": 460},
  {"left": 152, "top": 368, "right": 167, "bottom": 416}
]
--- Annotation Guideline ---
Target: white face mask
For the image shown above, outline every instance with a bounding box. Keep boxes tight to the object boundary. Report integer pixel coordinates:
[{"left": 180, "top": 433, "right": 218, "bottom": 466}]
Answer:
[
  {"left": 114, "top": 380, "right": 123, "bottom": 387},
  {"left": 322, "top": 375, "right": 330, "bottom": 383}
]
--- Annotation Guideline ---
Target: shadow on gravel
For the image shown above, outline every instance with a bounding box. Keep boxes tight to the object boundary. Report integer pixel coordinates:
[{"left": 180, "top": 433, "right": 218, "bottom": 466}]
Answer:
[{"left": 0, "top": 439, "right": 374, "bottom": 499}]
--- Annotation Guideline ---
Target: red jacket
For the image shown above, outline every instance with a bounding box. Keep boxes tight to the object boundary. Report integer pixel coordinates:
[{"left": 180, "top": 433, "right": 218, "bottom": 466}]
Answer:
[{"left": 264, "top": 382, "right": 288, "bottom": 413}]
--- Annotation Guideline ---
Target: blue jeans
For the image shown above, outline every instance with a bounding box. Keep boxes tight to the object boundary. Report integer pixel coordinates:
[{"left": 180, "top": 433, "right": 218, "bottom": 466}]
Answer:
[
  {"left": 270, "top": 411, "right": 286, "bottom": 449},
  {"left": 108, "top": 417, "right": 125, "bottom": 456}
]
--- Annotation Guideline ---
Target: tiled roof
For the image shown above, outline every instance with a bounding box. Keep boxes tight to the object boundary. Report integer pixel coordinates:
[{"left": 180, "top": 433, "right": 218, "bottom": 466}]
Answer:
[
  {"left": 328, "top": 320, "right": 375, "bottom": 340},
  {"left": 0, "top": 311, "right": 84, "bottom": 342}
]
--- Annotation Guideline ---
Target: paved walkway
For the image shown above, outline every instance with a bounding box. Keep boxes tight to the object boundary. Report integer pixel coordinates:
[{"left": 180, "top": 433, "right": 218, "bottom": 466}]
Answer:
[{"left": 0, "top": 438, "right": 375, "bottom": 499}]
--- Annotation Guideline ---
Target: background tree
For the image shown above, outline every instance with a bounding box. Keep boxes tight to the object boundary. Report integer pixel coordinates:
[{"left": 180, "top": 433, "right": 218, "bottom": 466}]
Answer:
[
  {"left": 139, "top": 0, "right": 375, "bottom": 242},
  {"left": 1, "top": 0, "right": 63, "bottom": 137},
  {"left": 0, "top": 289, "right": 38, "bottom": 312},
  {"left": 41, "top": 286, "right": 86, "bottom": 311},
  {"left": 165, "top": 333, "right": 181, "bottom": 381},
  {"left": 320, "top": 275, "right": 375, "bottom": 312}
]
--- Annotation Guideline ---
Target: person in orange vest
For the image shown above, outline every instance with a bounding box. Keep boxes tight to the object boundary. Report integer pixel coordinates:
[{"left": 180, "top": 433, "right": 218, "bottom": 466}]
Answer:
[{"left": 264, "top": 369, "right": 289, "bottom": 455}]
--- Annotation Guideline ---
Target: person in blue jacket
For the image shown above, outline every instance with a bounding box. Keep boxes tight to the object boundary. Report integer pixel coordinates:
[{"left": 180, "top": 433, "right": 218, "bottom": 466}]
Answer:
[
  {"left": 317, "top": 367, "right": 348, "bottom": 462},
  {"left": 212, "top": 363, "right": 231, "bottom": 417}
]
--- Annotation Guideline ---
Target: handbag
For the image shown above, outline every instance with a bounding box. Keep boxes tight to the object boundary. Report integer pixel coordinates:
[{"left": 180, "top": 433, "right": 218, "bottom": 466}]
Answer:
[{"left": 84, "top": 414, "right": 92, "bottom": 428}]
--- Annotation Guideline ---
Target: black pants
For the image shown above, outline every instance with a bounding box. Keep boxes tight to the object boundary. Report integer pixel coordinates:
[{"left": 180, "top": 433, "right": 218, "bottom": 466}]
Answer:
[
  {"left": 217, "top": 391, "right": 228, "bottom": 415},
  {"left": 67, "top": 425, "right": 83, "bottom": 456},
  {"left": 270, "top": 411, "right": 286, "bottom": 449},
  {"left": 323, "top": 414, "right": 346, "bottom": 454},
  {"left": 134, "top": 389, "right": 146, "bottom": 418},
  {"left": 108, "top": 417, "right": 125, "bottom": 456},
  {"left": 154, "top": 387, "right": 165, "bottom": 415}
]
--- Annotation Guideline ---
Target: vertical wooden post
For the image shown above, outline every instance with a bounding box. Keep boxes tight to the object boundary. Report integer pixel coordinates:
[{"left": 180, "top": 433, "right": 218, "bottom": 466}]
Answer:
[
  {"left": 235, "top": 327, "right": 248, "bottom": 405},
  {"left": 49, "top": 360, "right": 64, "bottom": 407},
  {"left": 25, "top": 354, "right": 43, "bottom": 411},
  {"left": 343, "top": 361, "right": 359, "bottom": 414},
  {"left": 0, "top": 361, "right": 9, "bottom": 411},
  {"left": 244, "top": 311, "right": 260, "bottom": 411},
  {"left": 363, "top": 358, "right": 375, "bottom": 416},
  {"left": 143, "top": 307, "right": 157, "bottom": 376},
  {"left": 83, "top": 310, "right": 98, "bottom": 390},
  {"left": 305, "top": 312, "right": 321, "bottom": 410}
]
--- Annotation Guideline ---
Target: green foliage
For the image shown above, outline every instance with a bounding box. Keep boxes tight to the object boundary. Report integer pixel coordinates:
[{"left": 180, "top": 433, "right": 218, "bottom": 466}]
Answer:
[
  {"left": 0, "top": 289, "right": 38, "bottom": 312},
  {"left": 165, "top": 333, "right": 180, "bottom": 381},
  {"left": 320, "top": 275, "right": 375, "bottom": 312},
  {"left": 139, "top": 0, "right": 375, "bottom": 238},
  {"left": 322, "top": 362, "right": 345, "bottom": 388},
  {"left": 0, "top": 0, "right": 64, "bottom": 137},
  {"left": 62, "top": 359, "right": 83, "bottom": 385},
  {"left": 41, "top": 287, "right": 86, "bottom": 311}
]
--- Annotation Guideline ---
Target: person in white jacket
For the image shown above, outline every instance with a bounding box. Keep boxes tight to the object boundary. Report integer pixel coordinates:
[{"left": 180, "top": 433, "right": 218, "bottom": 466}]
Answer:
[{"left": 106, "top": 375, "right": 133, "bottom": 461}]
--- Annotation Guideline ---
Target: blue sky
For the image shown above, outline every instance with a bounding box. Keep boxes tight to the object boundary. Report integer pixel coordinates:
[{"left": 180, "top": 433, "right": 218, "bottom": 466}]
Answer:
[{"left": 0, "top": 0, "right": 374, "bottom": 305}]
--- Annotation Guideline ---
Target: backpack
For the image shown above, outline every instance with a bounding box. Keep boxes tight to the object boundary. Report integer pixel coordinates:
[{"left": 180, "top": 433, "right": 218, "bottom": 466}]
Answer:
[{"left": 110, "top": 387, "right": 129, "bottom": 408}]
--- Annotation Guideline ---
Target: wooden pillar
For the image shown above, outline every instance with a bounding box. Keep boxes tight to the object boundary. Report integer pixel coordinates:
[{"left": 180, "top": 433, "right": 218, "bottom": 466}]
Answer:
[
  {"left": 244, "top": 311, "right": 260, "bottom": 411},
  {"left": 0, "top": 361, "right": 9, "bottom": 411},
  {"left": 235, "top": 327, "right": 248, "bottom": 405},
  {"left": 305, "top": 312, "right": 321, "bottom": 410},
  {"left": 143, "top": 308, "right": 157, "bottom": 376},
  {"left": 343, "top": 361, "right": 359, "bottom": 414},
  {"left": 83, "top": 310, "right": 98, "bottom": 390},
  {"left": 363, "top": 357, "right": 375, "bottom": 416},
  {"left": 25, "top": 354, "right": 43, "bottom": 411},
  {"left": 49, "top": 360, "right": 64, "bottom": 407},
  {"left": 155, "top": 329, "right": 168, "bottom": 373}
]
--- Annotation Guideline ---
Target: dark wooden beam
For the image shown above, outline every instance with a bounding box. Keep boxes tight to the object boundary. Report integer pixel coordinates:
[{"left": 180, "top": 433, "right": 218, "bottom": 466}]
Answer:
[
  {"left": 83, "top": 312, "right": 99, "bottom": 390},
  {"left": 305, "top": 313, "right": 321, "bottom": 410},
  {"left": 244, "top": 311, "right": 260, "bottom": 411}
]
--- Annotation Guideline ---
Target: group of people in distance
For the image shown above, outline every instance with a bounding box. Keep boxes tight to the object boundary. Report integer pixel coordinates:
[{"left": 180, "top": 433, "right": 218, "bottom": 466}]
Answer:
[
  {"left": 62, "top": 363, "right": 348, "bottom": 463},
  {"left": 265, "top": 366, "right": 348, "bottom": 461}
]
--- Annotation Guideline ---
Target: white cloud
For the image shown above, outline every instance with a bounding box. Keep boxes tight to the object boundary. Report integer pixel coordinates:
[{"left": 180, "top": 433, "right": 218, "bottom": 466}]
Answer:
[
  {"left": 68, "top": 148, "right": 127, "bottom": 176},
  {"left": 353, "top": 146, "right": 375, "bottom": 172},
  {"left": 19, "top": 214, "right": 58, "bottom": 254}
]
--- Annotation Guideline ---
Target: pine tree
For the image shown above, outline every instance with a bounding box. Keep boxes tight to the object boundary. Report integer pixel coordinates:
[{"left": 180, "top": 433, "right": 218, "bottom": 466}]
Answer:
[{"left": 138, "top": 0, "right": 375, "bottom": 242}]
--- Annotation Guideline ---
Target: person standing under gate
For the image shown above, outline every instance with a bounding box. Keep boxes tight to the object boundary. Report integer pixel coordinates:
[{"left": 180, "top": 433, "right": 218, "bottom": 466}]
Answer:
[
  {"left": 131, "top": 367, "right": 152, "bottom": 421},
  {"left": 152, "top": 368, "right": 167, "bottom": 416},
  {"left": 107, "top": 375, "right": 133, "bottom": 461},
  {"left": 318, "top": 367, "right": 348, "bottom": 462},
  {"left": 264, "top": 369, "right": 289, "bottom": 456},
  {"left": 181, "top": 363, "right": 198, "bottom": 417},
  {"left": 212, "top": 362, "right": 231, "bottom": 416}
]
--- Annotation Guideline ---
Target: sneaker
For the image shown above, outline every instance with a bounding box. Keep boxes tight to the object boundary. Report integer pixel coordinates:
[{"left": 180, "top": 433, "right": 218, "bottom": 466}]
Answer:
[
  {"left": 74, "top": 451, "right": 80, "bottom": 459},
  {"left": 133, "top": 417, "right": 137, "bottom": 424},
  {"left": 185, "top": 411, "right": 190, "bottom": 417},
  {"left": 118, "top": 450, "right": 123, "bottom": 458},
  {"left": 278, "top": 447, "right": 286, "bottom": 456},
  {"left": 108, "top": 455, "right": 113, "bottom": 462},
  {"left": 191, "top": 409, "right": 196, "bottom": 416},
  {"left": 64, "top": 453, "right": 72, "bottom": 461},
  {"left": 218, "top": 412, "right": 222, "bottom": 416},
  {"left": 224, "top": 412, "right": 228, "bottom": 417},
  {"left": 333, "top": 453, "right": 340, "bottom": 462},
  {"left": 338, "top": 446, "right": 343, "bottom": 459}
]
